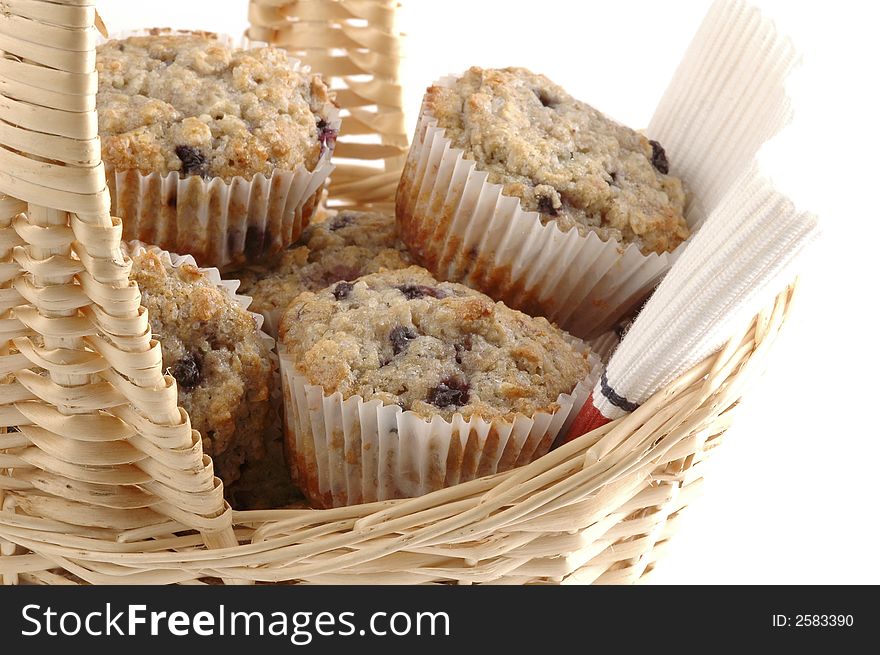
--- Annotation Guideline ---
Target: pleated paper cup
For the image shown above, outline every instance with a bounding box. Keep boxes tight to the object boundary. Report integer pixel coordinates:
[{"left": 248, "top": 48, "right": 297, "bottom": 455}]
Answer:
[
  {"left": 279, "top": 342, "right": 602, "bottom": 509},
  {"left": 396, "top": 79, "right": 686, "bottom": 340},
  {"left": 104, "top": 30, "right": 340, "bottom": 271},
  {"left": 125, "top": 241, "right": 281, "bottom": 483}
]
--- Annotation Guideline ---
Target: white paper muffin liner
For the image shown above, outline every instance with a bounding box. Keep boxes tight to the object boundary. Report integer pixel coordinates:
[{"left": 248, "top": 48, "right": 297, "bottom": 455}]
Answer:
[
  {"left": 257, "top": 307, "right": 285, "bottom": 342},
  {"left": 396, "top": 81, "right": 684, "bottom": 341},
  {"left": 103, "top": 30, "right": 340, "bottom": 271},
  {"left": 126, "top": 241, "right": 282, "bottom": 478},
  {"left": 279, "top": 340, "right": 603, "bottom": 508}
]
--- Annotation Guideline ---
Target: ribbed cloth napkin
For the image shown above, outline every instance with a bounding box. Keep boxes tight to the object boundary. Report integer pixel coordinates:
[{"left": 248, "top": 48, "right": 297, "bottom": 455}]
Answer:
[
  {"left": 566, "top": 165, "right": 818, "bottom": 437},
  {"left": 562, "top": 0, "right": 819, "bottom": 439}
]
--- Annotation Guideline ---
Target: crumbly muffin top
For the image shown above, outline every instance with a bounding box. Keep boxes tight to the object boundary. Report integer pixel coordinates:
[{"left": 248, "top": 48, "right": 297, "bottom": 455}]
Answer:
[
  {"left": 236, "top": 211, "right": 412, "bottom": 318},
  {"left": 279, "top": 266, "right": 591, "bottom": 421},
  {"left": 129, "top": 247, "right": 273, "bottom": 483},
  {"left": 98, "top": 31, "right": 336, "bottom": 181},
  {"left": 426, "top": 67, "right": 689, "bottom": 254}
]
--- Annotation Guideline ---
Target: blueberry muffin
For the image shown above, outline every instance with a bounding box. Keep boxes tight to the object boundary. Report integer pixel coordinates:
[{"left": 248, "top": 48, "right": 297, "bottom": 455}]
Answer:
[
  {"left": 97, "top": 30, "right": 336, "bottom": 181},
  {"left": 277, "top": 266, "right": 594, "bottom": 506},
  {"left": 279, "top": 266, "right": 591, "bottom": 421},
  {"left": 418, "top": 66, "right": 688, "bottom": 254},
  {"left": 236, "top": 211, "right": 412, "bottom": 333},
  {"left": 129, "top": 246, "right": 273, "bottom": 485},
  {"left": 98, "top": 30, "right": 339, "bottom": 270}
]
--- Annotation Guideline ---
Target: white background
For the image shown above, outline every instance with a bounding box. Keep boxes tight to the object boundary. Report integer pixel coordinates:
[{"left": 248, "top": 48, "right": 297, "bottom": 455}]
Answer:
[{"left": 98, "top": 0, "right": 879, "bottom": 584}]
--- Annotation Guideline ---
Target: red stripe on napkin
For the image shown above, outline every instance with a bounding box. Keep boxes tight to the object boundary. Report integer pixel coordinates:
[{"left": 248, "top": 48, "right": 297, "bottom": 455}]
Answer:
[{"left": 563, "top": 393, "right": 611, "bottom": 444}]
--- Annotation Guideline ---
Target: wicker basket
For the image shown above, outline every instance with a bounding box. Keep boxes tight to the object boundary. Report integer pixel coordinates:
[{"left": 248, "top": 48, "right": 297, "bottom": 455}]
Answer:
[
  {"left": 248, "top": 0, "right": 407, "bottom": 213},
  {"left": 0, "top": 0, "right": 795, "bottom": 585}
]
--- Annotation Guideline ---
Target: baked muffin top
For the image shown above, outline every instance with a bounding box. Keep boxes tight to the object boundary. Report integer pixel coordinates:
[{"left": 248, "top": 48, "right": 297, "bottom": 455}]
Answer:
[
  {"left": 279, "top": 266, "right": 592, "bottom": 421},
  {"left": 98, "top": 31, "right": 336, "bottom": 181},
  {"left": 425, "top": 67, "right": 689, "bottom": 254},
  {"left": 129, "top": 246, "right": 273, "bottom": 484},
  {"left": 236, "top": 211, "right": 412, "bottom": 320}
]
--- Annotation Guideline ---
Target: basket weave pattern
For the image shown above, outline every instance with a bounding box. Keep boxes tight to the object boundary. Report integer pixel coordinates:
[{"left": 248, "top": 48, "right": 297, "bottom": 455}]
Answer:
[
  {"left": 0, "top": 0, "right": 237, "bottom": 585},
  {"left": 248, "top": 0, "right": 407, "bottom": 212},
  {"left": 0, "top": 0, "right": 793, "bottom": 585}
]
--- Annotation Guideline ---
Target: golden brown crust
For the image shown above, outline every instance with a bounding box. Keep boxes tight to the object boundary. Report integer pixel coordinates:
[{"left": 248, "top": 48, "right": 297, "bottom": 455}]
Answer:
[
  {"left": 278, "top": 266, "right": 591, "bottom": 422},
  {"left": 424, "top": 67, "right": 689, "bottom": 254},
  {"left": 98, "top": 31, "right": 336, "bottom": 181},
  {"left": 235, "top": 211, "right": 412, "bottom": 320}
]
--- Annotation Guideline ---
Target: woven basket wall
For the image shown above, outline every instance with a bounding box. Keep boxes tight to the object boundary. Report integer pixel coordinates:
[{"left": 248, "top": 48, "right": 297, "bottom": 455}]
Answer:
[
  {"left": 248, "top": 0, "right": 407, "bottom": 212},
  {"left": 0, "top": 0, "right": 793, "bottom": 585}
]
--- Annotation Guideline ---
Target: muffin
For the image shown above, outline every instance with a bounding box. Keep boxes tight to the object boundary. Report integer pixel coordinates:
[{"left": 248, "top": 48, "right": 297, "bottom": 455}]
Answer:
[
  {"left": 397, "top": 67, "right": 692, "bottom": 339},
  {"left": 99, "top": 30, "right": 340, "bottom": 270},
  {"left": 278, "top": 266, "right": 599, "bottom": 508},
  {"left": 128, "top": 244, "right": 274, "bottom": 485},
  {"left": 236, "top": 210, "right": 412, "bottom": 335},
  {"left": 225, "top": 436, "right": 304, "bottom": 510},
  {"left": 423, "top": 67, "right": 688, "bottom": 253}
]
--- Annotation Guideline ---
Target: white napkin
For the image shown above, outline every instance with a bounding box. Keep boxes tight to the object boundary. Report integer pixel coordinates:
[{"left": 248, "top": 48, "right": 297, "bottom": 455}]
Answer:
[
  {"left": 562, "top": 0, "right": 819, "bottom": 438},
  {"left": 579, "top": 165, "right": 818, "bottom": 432}
]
